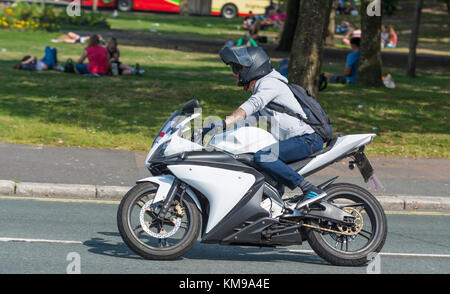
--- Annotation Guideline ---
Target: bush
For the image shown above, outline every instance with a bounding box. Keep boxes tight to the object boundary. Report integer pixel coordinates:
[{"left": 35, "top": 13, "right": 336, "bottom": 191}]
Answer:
[
  {"left": 382, "top": 0, "right": 398, "bottom": 15},
  {"left": 0, "top": 2, "right": 110, "bottom": 31}
]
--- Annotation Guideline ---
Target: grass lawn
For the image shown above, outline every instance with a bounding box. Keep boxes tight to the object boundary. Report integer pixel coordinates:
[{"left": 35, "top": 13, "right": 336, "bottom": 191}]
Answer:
[
  {"left": 0, "top": 26, "right": 448, "bottom": 158},
  {"left": 334, "top": 0, "right": 450, "bottom": 56},
  {"left": 106, "top": 11, "right": 279, "bottom": 42}
]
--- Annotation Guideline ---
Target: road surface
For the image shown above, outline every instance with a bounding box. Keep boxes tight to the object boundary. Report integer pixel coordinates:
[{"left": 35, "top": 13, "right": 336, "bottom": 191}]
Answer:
[{"left": 0, "top": 195, "right": 449, "bottom": 274}]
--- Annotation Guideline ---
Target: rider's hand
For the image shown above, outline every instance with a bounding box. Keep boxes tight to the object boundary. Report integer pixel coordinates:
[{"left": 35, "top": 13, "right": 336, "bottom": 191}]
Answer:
[{"left": 202, "top": 120, "right": 226, "bottom": 137}]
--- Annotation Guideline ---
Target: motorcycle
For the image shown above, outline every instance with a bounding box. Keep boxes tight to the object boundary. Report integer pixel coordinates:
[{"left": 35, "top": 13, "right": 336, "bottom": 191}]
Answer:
[{"left": 117, "top": 99, "right": 387, "bottom": 266}]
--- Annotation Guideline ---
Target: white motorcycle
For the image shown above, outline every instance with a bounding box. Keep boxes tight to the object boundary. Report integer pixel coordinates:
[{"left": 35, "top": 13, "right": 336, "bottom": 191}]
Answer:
[{"left": 117, "top": 99, "right": 387, "bottom": 266}]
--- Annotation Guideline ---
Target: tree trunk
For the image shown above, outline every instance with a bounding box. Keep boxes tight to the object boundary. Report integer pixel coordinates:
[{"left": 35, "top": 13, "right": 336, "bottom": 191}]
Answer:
[
  {"left": 406, "top": 0, "right": 424, "bottom": 77},
  {"left": 93, "top": 0, "right": 98, "bottom": 12},
  {"left": 288, "top": 0, "right": 333, "bottom": 98},
  {"left": 179, "top": 0, "right": 189, "bottom": 16},
  {"left": 276, "top": 0, "right": 300, "bottom": 51},
  {"left": 325, "top": 2, "right": 336, "bottom": 46},
  {"left": 357, "top": 0, "right": 383, "bottom": 87},
  {"left": 188, "top": 0, "right": 212, "bottom": 15}
]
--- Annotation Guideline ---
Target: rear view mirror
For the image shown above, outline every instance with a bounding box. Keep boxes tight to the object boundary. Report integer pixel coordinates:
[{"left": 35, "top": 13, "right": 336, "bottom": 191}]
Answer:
[{"left": 182, "top": 99, "right": 200, "bottom": 115}]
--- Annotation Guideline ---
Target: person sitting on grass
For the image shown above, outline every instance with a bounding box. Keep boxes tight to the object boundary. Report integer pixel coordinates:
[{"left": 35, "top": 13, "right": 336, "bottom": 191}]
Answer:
[
  {"left": 335, "top": 21, "right": 352, "bottom": 34},
  {"left": 342, "top": 26, "right": 361, "bottom": 46},
  {"left": 323, "top": 37, "right": 360, "bottom": 84},
  {"left": 243, "top": 11, "right": 256, "bottom": 31},
  {"left": 13, "top": 46, "right": 63, "bottom": 71},
  {"left": 381, "top": 25, "right": 398, "bottom": 48},
  {"left": 75, "top": 34, "right": 110, "bottom": 76},
  {"left": 106, "top": 37, "right": 142, "bottom": 75}
]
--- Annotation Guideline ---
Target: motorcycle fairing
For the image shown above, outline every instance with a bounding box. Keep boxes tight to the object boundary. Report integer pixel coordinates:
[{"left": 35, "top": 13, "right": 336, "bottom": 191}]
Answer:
[
  {"left": 136, "top": 175, "right": 202, "bottom": 213},
  {"left": 167, "top": 163, "right": 260, "bottom": 234}
]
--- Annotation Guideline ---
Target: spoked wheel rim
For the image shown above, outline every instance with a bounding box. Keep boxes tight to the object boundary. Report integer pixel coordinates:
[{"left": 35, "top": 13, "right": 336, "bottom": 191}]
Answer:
[
  {"left": 126, "top": 188, "right": 194, "bottom": 251},
  {"left": 314, "top": 193, "right": 380, "bottom": 255}
]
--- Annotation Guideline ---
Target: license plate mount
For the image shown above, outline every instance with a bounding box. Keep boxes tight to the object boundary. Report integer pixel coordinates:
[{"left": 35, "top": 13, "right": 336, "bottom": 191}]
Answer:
[{"left": 354, "top": 152, "right": 374, "bottom": 183}]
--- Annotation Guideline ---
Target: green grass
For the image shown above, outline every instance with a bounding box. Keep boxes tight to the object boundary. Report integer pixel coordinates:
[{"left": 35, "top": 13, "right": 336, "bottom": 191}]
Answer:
[
  {"left": 0, "top": 29, "right": 448, "bottom": 158},
  {"left": 334, "top": 2, "right": 450, "bottom": 56},
  {"left": 106, "top": 11, "right": 278, "bottom": 42}
]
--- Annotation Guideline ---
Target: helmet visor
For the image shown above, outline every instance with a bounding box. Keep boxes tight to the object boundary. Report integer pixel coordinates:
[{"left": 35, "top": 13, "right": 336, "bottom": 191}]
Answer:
[
  {"left": 230, "top": 63, "right": 243, "bottom": 75},
  {"left": 219, "top": 46, "right": 253, "bottom": 67}
]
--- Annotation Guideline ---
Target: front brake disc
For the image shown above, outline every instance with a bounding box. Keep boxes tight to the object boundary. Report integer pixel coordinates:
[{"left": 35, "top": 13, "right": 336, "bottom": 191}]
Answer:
[{"left": 139, "top": 200, "right": 182, "bottom": 239}]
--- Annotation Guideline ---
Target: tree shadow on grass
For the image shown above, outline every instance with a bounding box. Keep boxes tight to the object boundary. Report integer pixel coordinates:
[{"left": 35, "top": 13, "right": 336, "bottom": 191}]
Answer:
[{"left": 0, "top": 59, "right": 246, "bottom": 138}]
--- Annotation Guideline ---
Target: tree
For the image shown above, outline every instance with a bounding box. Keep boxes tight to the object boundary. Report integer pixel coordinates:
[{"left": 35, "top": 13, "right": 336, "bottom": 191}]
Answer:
[
  {"left": 93, "top": 0, "right": 98, "bottom": 12},
  {"left": 437, "top": 0, "right": 450, "bottom": 13},
  {"left": 187, "top": 0, "right": 212, "bottom": 15},
  {"left": 277, "top": 0, "right": 300, "bottom": 51},
  {"left": 179, "top": 0, "right": 189, "bottom": 16},
  {"left": 325, "top": 1, "right": 336, "bottom": 47},
  {"left": 288, "top": 0, "right": 333, "bottom": 98},
  {"left": 357, "top": 0, "right": 383, "bottom": 87},
  {"left": 406, "top": 0, "right": 424, "bottom": 77}
]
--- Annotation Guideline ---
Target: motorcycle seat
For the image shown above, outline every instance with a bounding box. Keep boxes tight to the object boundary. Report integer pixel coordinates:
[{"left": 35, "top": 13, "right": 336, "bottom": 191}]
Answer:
[{"left": 235, "top": 136, "right": 339, "bottom": 172}]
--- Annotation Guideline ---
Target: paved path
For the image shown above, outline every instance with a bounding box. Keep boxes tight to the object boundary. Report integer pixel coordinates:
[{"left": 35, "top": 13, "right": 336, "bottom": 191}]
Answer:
[{"left": 1, "top": 143, "right": 448, "bottom": 198}]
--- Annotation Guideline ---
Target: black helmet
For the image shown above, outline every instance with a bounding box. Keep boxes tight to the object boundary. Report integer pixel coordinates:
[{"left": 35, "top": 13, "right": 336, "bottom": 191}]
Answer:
[{"left": 219, "top": 46, "right": 272, "bottom": 87}]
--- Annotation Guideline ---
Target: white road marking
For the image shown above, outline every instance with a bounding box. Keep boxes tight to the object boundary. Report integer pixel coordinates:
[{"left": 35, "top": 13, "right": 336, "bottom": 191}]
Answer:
[
  {"left": 0, "top": 237, "right": 82, "bottom": 245},
  {"left": 286, "top": 249, "right": 450, "bottom": 259}
]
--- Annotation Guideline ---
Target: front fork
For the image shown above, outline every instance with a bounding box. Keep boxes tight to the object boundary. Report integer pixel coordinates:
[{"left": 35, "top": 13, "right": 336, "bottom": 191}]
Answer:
[{"left": 156, "top": 179, "right": 186, "bottom": 220}]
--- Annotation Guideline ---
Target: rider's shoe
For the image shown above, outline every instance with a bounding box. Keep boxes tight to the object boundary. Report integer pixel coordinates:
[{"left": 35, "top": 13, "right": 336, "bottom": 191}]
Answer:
[
  {"left": 281, "top": 186, "right": 327, "bottom": 219},
  {"left": 286, "top": 194, "right": 303, "bottom": 205},
  {"left": 295, "top": 186, "right": 327, "bottom": 210}
]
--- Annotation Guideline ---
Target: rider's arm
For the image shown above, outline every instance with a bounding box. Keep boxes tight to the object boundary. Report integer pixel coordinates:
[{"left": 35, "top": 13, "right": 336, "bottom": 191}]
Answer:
[
  {"left": 238, "top": 80, "right": 278, "bottom": 119},
  {"left": 224, "top": 107, "right": 247, "bottom": 128}
]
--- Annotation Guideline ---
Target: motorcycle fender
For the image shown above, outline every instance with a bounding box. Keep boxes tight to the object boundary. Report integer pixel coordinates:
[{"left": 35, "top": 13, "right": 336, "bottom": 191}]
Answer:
[{"left": 136, "top": 175, "right": 202, "bottom": 212}]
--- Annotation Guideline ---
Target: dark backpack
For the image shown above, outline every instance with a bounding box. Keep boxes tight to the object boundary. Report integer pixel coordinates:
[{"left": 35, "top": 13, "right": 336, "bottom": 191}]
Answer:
[
  {"left": 267, "top": 83, "right": 334, "bottom": 144},
  {"left": 64, "top": 59, "right": 75, "bottom": 73}
]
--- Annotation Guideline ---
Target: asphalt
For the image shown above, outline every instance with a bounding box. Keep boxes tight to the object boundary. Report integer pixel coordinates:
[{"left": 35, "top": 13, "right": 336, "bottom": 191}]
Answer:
[
  {"left": 1, "top": 197, "right": 449, "bottom": 274},
  {"left": 0, "top": 142, "right": 449, "bottom": 210}
]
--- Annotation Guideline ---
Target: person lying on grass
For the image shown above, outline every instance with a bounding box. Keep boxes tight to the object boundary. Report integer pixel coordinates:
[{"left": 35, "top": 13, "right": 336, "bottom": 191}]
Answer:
[
  {"left": 53, "top": 32, "right": 105, "bottom": 45},
  {"left": 13, "top": 46, "right": 63, "bottom": 71}
]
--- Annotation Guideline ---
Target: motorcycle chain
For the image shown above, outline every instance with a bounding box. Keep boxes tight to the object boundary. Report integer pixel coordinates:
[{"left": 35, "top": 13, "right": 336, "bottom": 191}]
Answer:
[{"left": 301, "top": 207, "right": 364, "bottom": 236}]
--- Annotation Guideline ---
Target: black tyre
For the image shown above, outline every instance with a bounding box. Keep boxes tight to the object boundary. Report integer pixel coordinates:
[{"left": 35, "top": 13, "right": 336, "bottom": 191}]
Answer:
[
  {"left": 117, "top": 182, "right": 201, "bottom": 260},
  {"left": 305, "top": 183, "right": 387, "bottom": 266},
  {"left": 221, "top": 4, "right": 238, "bottom": 19},
  {"left": 117, "top": 0, "right": 133, "bottom": 12}
]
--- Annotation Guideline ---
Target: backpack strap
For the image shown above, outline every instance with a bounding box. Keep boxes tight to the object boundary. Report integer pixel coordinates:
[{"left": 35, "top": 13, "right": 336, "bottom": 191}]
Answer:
[{"left": 266, "top": 101, "right": 322, "bottom": 126}]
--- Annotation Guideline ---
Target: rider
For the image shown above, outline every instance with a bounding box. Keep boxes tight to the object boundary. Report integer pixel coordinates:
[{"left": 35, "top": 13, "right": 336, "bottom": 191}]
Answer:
[{"left": 207, "top": 46, "right": 328, "bottom": 210}]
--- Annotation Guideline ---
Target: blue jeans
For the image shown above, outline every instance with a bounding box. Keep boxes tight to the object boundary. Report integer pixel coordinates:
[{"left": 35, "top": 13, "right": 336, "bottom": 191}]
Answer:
[
  {"left": 41, "top": 46, "right": 57, "bottom": 69},
  {"left": 253, "top": 133, "right": 324, "bottom": 190},
  {"left": 75, "top": 63, "right": 89, "bottom": 74}
]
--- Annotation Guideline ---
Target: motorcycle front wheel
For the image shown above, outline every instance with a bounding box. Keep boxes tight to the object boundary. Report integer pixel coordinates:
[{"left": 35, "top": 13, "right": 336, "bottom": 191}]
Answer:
[
  {"left": 117, "top": 182, "right": 201, "bottom": 260},
  {"left": 305, "top": 183, "right": 387, "bottom": 266}
]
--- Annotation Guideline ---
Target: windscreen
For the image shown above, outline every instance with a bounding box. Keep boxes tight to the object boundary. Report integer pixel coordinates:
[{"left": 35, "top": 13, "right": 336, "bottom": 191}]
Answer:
[{"left": 151, "top": 110, "right": 181, "bottom": 147}]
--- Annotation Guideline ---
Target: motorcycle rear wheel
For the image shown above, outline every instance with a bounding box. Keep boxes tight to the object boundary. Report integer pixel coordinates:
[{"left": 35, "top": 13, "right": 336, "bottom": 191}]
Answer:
[
  {"left": 117, "top": 182, "right": 201, "bottom": 260},
  {"left": 305, "top": 183, "right": 387, "bottom": 266}
]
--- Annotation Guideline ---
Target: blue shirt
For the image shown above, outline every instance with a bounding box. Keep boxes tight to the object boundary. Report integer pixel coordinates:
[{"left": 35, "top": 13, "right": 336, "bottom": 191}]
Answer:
[{"left": 345, "top": 50, "right": 359, "bottom": 84}]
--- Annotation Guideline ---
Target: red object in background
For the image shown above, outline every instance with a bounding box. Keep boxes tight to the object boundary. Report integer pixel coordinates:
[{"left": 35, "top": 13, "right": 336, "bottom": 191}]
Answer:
[
  {"left": 75, "top": 0, "right": 255, "bottom": 17},
  {"left": 79, "top": 0, "right": 116, "bottom": 9},
  {"left": 78, "top": 0, "right": 180, "bottom": 13}
]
